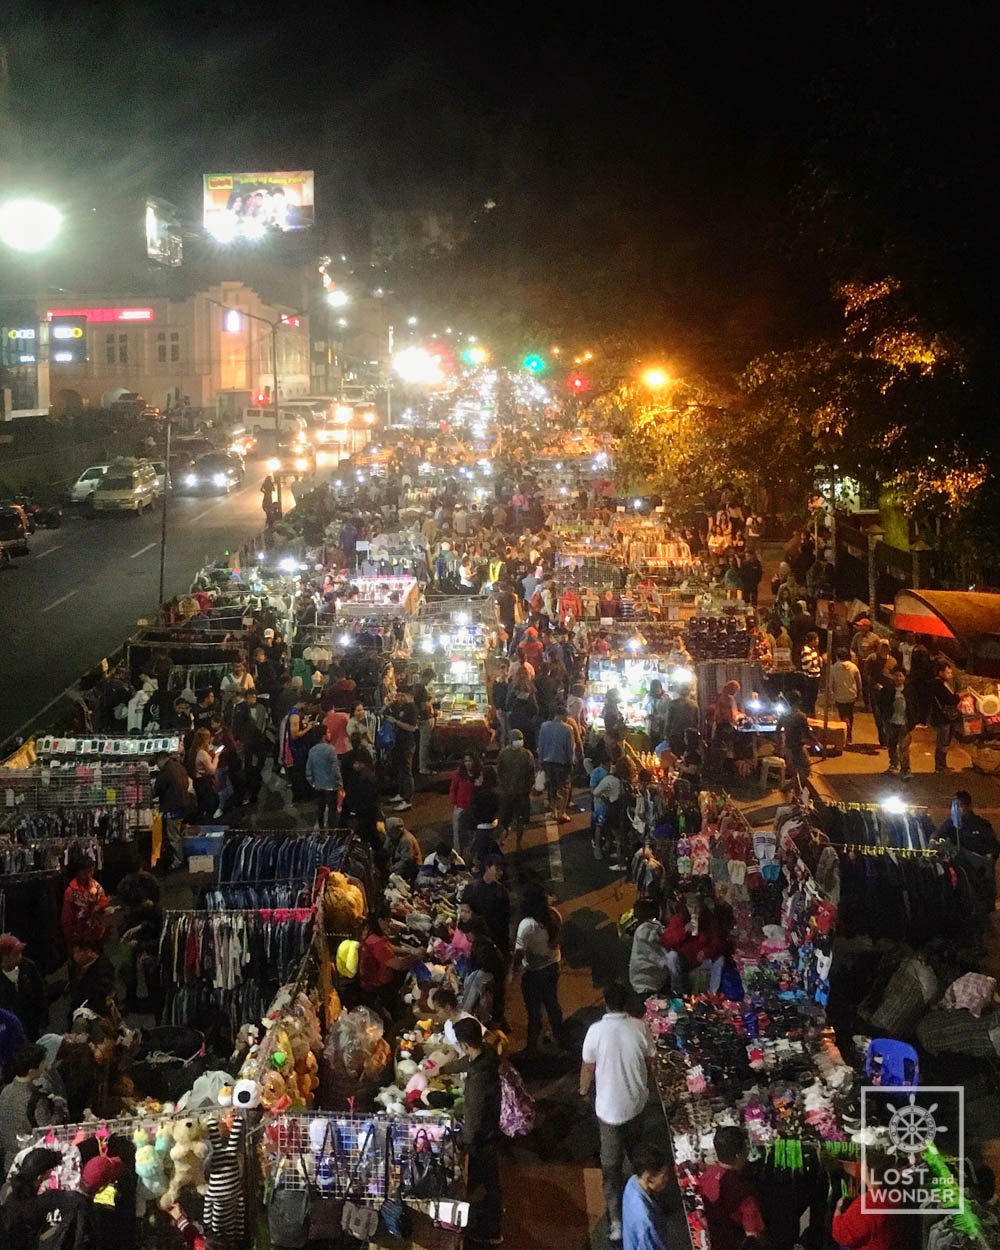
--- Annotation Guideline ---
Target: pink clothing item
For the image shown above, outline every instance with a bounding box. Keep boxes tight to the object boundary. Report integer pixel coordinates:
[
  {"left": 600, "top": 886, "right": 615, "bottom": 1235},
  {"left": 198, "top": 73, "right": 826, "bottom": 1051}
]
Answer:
[
  {"left": 323, "top": 710, "right": 352, "bottom": 755},
  {"left": 943, "top": 972, "right": 996, "bottom": 1017}
]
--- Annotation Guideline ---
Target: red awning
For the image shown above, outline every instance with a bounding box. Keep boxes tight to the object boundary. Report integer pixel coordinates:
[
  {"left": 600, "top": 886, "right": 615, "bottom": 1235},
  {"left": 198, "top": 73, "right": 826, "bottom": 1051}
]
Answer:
[{"left": 893, "top": 590, "right": 1000, "bottom": 641}]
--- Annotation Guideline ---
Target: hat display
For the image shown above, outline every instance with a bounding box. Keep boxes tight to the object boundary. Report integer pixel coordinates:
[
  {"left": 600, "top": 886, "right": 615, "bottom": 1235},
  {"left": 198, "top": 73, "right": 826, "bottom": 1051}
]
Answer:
[{"left": 82, "top": 1154, "right": 122, "bottom": 1192}]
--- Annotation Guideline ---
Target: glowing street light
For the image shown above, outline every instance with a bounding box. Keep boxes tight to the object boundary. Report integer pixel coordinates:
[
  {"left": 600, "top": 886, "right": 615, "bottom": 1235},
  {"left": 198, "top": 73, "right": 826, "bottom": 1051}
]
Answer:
[
  {"left": 326, "top": 289, "right": 350, "bottom": 308},
  {"left": 407, "top": 315, "right": 418, "bottom": 326},
  {"left": 393, "top": 346, "right": 445, "bottom": 385},
  {"left": 0, "top": 198, "right": 63, "bottom": 252},
  {"left": 642, "top": 367, "right": 670, "bottom": 390}
]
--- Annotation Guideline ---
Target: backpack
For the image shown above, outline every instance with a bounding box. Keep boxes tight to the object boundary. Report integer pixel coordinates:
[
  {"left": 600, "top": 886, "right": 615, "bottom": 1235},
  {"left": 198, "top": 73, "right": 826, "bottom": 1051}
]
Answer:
[
  {"left": 498, "top": 1060, "right": 535, "bottom": 1137},
  {"left": 376, "top": 717, "right": 397, "bottom": 752}
]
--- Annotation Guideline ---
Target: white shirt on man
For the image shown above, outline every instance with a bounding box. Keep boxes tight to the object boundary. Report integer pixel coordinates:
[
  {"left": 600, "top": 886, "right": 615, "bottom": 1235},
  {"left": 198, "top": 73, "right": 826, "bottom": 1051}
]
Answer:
[{"left": 581, "top": 1012, "right": 652, "bottom": 1125}]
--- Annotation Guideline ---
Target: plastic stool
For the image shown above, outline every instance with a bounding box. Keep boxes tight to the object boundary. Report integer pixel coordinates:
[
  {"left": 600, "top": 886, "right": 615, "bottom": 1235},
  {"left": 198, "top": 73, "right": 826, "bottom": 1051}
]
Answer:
[
  {"left": 864, "top": 1038, "right": 920, "bottom": 1087},
  {"left": 760, "top": 756, "right": 786, "bottom": 790}
]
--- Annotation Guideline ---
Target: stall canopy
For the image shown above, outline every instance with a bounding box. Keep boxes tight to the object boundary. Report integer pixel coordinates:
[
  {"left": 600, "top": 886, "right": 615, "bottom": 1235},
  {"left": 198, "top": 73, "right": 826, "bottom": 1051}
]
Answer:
[
  {"left": 894, "top": 590, "right": 1000, "bottom": 675},
  {"left": 893, "top": 590, "right": 1000, "bottom": 640}
]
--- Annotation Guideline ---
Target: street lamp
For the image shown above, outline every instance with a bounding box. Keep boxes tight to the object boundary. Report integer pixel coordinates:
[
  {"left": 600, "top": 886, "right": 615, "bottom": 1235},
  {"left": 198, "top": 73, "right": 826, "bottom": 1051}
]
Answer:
[
  {"left": 327, "top": 289, "right": 349, "bottom": 309},
  {"left": 642, "top": 367, "right": 669, "bottom": 390},
  {"left": 0, "top": 198, "right": 63, "bottom": 252}
]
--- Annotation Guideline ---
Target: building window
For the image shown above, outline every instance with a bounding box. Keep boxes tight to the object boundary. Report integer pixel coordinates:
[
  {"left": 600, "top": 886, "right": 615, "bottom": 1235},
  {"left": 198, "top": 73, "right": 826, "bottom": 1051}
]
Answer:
[
  {"left": 170, "top": 331, "right": 180, "bottom": 363},
  {"left": 157, "top": 332, "right": 167, "bottom": 364},
  {"left": 118, "top": 334, "right": 128, "bottom": 364},
  {"left": 106, "top": 334, "right": 116, "bottom": 365}
]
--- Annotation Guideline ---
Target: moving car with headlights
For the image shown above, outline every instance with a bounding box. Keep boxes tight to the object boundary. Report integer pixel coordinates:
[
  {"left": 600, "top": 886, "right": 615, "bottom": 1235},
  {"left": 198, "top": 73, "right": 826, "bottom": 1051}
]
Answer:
[
  {"left": 180, "top": 452, "right": 244, "bottom": 494},
  {"left": 90, "top": 458, "right": 160, "bottom": 514},
  {"left": 69, "top": 464, "right": 109, "bottom": 505}
]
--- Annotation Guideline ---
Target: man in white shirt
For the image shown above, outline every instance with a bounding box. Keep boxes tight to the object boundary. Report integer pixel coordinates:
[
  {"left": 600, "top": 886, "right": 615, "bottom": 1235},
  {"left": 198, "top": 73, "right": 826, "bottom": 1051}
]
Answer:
[{"left": 580, "top": 983, "right": 653, "bottom": 1243}]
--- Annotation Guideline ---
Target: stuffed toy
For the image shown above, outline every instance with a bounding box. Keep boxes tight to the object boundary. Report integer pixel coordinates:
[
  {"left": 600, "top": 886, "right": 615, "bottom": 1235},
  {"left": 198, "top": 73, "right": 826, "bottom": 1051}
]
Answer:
[
  {"left": 134, "top": 1127, "right": 167, "bottom": 1199},
  {"left": 160, "top": 1118, "right": 208, "bottom": 1211},
  {"left": 260, "top": 1070, "right": 289, "bottom": 1111},
  {"left": 375, "top": 1085, "right": 407, "bottom": 1115},
  {"left": 395, "top": 1057, "right": 419, "bottom": 1085}
]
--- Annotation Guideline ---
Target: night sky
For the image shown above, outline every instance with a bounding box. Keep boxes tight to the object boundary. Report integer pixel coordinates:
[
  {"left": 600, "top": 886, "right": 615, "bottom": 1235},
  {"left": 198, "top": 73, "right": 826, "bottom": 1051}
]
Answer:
[{"left": 5, "top": 2, "right": 993, "bottom": 373}]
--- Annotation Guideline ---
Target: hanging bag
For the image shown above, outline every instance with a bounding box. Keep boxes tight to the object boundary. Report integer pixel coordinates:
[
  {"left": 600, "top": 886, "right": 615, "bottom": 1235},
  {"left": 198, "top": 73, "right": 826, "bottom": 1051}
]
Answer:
[
  {"left": 340, "top": 1124, "right": 380, "bottom": 1242},
  {"left": 268, "top": 1156, "right": 311, "bottom": 1249},
  {"left": 400, "top": 1126, "right": 451, "bottom": 1200},
  {"left": 308, "top": 1120, "right": 346, "bottom": 1242},
  {"left": 380, "top": 1127, "right": 413, "bottom": 1239},
  {"left": 376, "top": 716, "right": 397, "bottom": 752},
  {"left": 533, "top": 768, "right": 547, "bottom": 793}
]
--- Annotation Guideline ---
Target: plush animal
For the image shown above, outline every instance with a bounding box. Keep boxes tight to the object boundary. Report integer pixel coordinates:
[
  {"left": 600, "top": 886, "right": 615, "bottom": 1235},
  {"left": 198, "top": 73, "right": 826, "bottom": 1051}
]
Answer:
[
  {"left": 260, "top": 1070, "right": 289, "bottom": 1111},
  {"left": 159, "top": 1117, "right": 208, "bottom": 1211},
  {"left": 154, "top": 1121, "right": 174, "bottom": 1158},
  {"left": 134, "top": 1127, "right": 167, "bottom": 1199},
  {"left": 375, "top": 1085, "right": 407, "bottom": 1115},
  {"left": 395, "top": 1057, "right": 419, "bottom": 1085}
]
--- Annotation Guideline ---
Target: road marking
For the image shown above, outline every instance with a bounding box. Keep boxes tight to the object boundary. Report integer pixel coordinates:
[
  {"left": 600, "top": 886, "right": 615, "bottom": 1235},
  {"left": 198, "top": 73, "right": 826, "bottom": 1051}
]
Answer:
[
  {"left": 130, "top": 542, "right": 157, "bottom": 559},
  {"left": 544, "top": 815, "right": 565, "bottom": 882},
  {"left": 40, "top": 590, "right": 78, "bottom": 613},
  {"left": 189, "top": 501, "right": 225, "bottom": 523},
  {"left": 34, "top": 543, "right": 65, "bottom": 560}
]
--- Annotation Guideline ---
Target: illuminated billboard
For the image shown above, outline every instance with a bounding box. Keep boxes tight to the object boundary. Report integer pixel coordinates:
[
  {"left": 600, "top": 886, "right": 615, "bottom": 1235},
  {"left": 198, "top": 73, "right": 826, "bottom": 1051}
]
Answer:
[
  {"left": 203, "top": 171, "right": 315, "bottom": 241},
  {"left": 146, "top": 197, "right": 183, "bottom": 267}
]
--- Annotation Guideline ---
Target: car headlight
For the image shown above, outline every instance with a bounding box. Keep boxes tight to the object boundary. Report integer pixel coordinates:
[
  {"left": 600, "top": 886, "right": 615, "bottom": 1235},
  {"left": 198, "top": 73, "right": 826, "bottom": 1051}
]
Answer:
[
  {"left": 184, "top": 474, "right": 197, "bottom": 486},
  {"left": 213, "top": 473, "right": 227, "bottom": 487}
]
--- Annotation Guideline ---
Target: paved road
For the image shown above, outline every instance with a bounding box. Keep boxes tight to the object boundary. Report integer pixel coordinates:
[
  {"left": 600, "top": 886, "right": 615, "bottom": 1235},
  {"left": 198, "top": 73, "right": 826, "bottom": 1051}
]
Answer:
[{"left": 0, "top": 465, "right": 271, "bottom": 745}]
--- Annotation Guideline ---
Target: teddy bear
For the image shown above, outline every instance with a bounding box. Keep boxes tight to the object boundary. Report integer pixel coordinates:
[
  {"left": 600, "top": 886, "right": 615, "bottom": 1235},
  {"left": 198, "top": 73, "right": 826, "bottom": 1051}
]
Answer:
[
  {"left": 134, "top": 1126, "right": 167, "bottom": 1199},
  {"left": 154, "top": 1120, "right": 174, "bottom": 1160},
  {"left": 260, "top": 1069, "right": 289, "bottom": 1111},
  {"left": 159, "top": 1117, "right": 208, "bottom": 1211},
  {"left": 375, "top": 1085, "right": 407, "bottom": 1115}
]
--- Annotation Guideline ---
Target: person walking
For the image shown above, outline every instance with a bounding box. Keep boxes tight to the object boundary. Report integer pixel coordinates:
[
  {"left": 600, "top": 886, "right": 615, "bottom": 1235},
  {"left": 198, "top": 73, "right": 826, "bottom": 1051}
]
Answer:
[
  {"left": 580, "top": 983, "right": 653, "bottom": 1245},
  {"left": 496, "top": 729, "right": 535, "bottom": 849},
  {"left": 622, "top": 1140, "right": 673, "bottom": 1250},
  {"left": 453, "top": 1017, "right": 503, "bottom": 1248},
  {"left": 830, "top": 647, "right": 862, "bottom": 744},
  {"left": 449, "top": 751, "right": 483, "bottom": 852},
  {"left": 930, "top": 659, "right": 961, "bottom": 772},
  {"left": 513, "top": 881, "right": 563, "bottom": 1057},
  {"left": 305, "top": 731, "right": 344, "bottom": 829},
  {"left": 537, "top": 705, "right": 574, "bottom": 822},
  {"left": 383, "top": 687, "right": 418, "bottom": 811},
  {"left": 799, "top": 630, "right": 823, "bottom": 716},
  {"left": 412, "top": 666, "right": 438, "bottom": 775},
  {"left": 0, "top": 936, "right": 47, "bottom": 1042}
]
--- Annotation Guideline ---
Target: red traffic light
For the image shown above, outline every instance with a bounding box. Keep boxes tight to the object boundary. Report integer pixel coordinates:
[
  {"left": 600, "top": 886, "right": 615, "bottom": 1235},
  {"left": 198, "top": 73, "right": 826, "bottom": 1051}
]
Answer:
[{"left": 567, "top": 372, "right": 590, "bottom": 393}]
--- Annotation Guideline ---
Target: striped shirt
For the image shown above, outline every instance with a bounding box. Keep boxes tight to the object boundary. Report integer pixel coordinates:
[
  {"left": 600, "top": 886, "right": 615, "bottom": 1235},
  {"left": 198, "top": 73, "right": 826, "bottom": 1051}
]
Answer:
[{"left": 800, "top": 645, "right": 822, "bottom": 679}]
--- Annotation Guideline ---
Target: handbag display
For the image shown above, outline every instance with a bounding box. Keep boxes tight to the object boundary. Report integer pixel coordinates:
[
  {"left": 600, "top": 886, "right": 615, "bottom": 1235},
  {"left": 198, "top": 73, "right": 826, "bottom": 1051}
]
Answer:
[
  {"left": 380, "top": 1129, "right": 413, "bottom": 1239},
  {"left": 400, "top": 1127, "right": 451, "bottom": 1200},
  {"left": 308, "top": 1120, "right": 345, "bottom": 1242},
  {"left": 268, "top": 1157, "right": 311, "bottom": 1249},
  {"left": 341, "top": 1125, "right": 380, "bottom": 1242}
]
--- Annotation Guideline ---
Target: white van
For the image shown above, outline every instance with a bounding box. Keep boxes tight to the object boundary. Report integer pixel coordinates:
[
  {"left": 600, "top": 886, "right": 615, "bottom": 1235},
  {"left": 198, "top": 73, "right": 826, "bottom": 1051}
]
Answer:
[{"left": 91, "top": 458, "right": 160, "bottom": 514}]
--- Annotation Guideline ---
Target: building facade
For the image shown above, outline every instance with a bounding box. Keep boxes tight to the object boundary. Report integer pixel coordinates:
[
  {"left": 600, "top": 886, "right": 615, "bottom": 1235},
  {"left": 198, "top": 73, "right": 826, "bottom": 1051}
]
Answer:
[{"left": 2, "top": 281, "right": 311, "bottom": 416}]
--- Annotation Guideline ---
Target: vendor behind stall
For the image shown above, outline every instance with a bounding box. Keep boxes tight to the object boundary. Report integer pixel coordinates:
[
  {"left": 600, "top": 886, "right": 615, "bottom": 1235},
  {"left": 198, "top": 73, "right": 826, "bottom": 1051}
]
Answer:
[{"left": 359, "top": 912, "right": 421, "bottom": 1013}]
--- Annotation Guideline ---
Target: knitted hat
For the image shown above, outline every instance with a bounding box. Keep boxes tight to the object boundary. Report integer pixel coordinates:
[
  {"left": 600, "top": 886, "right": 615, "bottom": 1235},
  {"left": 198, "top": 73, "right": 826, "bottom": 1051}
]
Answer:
[{"left": 82, "top": 1155, "right": 122, "bottom": 1192}]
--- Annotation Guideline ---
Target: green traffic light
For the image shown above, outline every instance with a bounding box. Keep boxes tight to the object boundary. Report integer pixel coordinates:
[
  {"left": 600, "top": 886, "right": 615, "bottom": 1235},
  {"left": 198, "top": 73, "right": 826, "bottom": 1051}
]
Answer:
[{"left": 522, "top": 353, "right": 546, "bottom": 374}]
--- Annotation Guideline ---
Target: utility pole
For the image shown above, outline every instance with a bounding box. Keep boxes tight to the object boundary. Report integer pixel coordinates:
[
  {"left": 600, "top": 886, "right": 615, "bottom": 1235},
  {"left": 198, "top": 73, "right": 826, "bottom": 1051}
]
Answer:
[
  {"left": 386, "top": 324, "right": 394, "bottom": 428},
  {"left": 271, "top": 320, "right": 280, "bottom": 442},
  {"left": 157, "top": 418, "right": 171, "bottom": 606}
]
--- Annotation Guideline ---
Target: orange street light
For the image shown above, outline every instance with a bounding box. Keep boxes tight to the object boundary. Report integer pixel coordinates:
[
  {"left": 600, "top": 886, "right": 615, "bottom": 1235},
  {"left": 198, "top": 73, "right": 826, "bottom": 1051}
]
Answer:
[{"left": 642, "top": 367, "right": 669, "bottom": 390}]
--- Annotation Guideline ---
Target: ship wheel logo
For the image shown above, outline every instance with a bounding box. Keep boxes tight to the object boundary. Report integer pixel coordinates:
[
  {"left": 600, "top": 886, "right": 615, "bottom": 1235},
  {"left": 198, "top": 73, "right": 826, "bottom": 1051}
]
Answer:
[{"left": 885, "top": 1094, "right": 945, "bottom": 1155}]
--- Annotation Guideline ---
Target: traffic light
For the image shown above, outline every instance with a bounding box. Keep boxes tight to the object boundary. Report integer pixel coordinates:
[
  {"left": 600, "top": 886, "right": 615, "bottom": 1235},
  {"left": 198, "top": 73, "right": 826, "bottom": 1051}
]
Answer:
[
  {"left": 567, "top": 372, "right": 590, "bottom": 393},
  {"left": 521, "top": 353, "right": 546, "bottom": 374}
]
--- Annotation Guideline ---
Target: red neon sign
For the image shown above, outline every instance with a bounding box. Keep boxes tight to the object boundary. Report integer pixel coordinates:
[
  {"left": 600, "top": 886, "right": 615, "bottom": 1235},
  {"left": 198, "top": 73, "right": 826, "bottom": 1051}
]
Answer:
[{"left": 45, "top": 307, "right": 156, "bottom": 323}]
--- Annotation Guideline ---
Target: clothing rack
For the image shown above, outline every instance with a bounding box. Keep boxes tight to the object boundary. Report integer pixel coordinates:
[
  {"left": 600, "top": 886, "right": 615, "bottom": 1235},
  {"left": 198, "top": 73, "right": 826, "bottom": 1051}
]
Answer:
[
  {"left": 838, "top": 843, "right": 941, "bottom": 857},
  {"left": 0, "top": 762, "right": 152, "bottom": 819},
  {"left": 826, "top": 800, "right": 931, "bottom": 813}
]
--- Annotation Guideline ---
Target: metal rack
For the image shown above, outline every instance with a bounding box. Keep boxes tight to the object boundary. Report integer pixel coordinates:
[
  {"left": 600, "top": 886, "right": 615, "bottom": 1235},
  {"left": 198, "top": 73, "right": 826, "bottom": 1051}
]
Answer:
[{"left": 260, "top": 1111, "right": 460, "bottom": 1201}]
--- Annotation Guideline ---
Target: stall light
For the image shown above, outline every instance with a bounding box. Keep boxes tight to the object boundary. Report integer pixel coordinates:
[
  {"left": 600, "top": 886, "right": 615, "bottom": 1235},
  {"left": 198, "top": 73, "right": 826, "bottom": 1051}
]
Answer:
[
  {"left": 334, "top": 479, "right": 343, "bottom": 487},
  {"left": 294, "top": 457, "right": 309, "bottom": 472},
  {"left": 560, "top": 486, "right": 569, "bottom": 496},
  {"left": 455, "top": 612, "right": 470, "bottom": 626},
  {"left": 266, "top": 458, "right": 281, "bottom": 472},
  {"left": 881, "top": 795, "right": 908, "bottom": 814},
  {"left": 673, "top": 667, "right": 693, "bottom": 686},
  {"left": 438, "top": 635, "right": 451, "bottom": 649},
  {"left": 338, "top": 633, "right": 352, "bottom": 648},
  {"left": 747, "top": 697, "right": 764, "bottom": 712},
  {"left": 626, "top": 638, "right": 643, "bottom": 653},
  {"left": 279, "top": 557, "right": 299, "bottom": 573},
  {"left": 420, "top": 639, "right": 436, "bottom": 654},
  {"left": 634, "top": 498, "right": 643, "bottom": 510}
]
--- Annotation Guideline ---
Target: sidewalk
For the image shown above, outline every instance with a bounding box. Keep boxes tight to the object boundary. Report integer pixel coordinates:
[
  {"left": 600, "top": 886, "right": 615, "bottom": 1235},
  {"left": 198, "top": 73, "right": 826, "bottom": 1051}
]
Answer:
[{"left": 807, "top": 704, "right": 1000, "bottom": 825}]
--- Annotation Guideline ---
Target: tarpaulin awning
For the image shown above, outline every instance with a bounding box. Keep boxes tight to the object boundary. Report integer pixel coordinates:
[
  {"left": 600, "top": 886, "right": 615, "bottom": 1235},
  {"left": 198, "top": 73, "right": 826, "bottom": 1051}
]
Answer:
[{"left": 893, "top": 590, "right": 1000, "bottom": 641}]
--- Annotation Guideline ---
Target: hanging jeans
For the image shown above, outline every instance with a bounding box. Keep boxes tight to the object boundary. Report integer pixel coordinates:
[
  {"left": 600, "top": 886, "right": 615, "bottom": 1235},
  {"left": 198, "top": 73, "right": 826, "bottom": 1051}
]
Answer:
[{"left": 521, "top": 961, "right": 563, "bottom": 1051}]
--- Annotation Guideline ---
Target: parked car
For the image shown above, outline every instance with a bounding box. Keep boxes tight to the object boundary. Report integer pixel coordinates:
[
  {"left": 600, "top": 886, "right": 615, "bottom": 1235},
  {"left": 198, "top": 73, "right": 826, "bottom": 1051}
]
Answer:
[
  {"left": 0, "top": 505, "right": 29, "bottom": 559},
  {"left": 91, "top": 458, "right": 160, "bottom": 514},
  {"left": 69, "top": 464, "right": 109, "bottom": 505},
  {"left": 180, "top": 452, "right": 243, "bottom": 494}
]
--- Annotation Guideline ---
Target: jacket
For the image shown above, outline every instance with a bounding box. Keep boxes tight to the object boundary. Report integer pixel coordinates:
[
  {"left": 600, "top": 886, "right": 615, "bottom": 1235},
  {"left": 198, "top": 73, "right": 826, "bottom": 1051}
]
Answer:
[
  {"left": 449, "top": 772, "right": 478, "bottom": 810},
  {"left": 0, "top": 957, "right": 47, "bottom": 1040},
  {"left": 152, "top": 757, "right": 194, "bottom": 815},
  {"left": 537, "top": 718, "right": 574, "bottom": 765},
  {"left": 629, "top": 920, "right": 673, "bottom": 995},
  {"left": 306, "top": 741, "right": 343, "bottom": 791},
  {"left": 496, "top": 744, "right": 536, "bottom": 796},
  {"left": 462, "top": 1050, "right": 502, "bottom": 1151}
]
